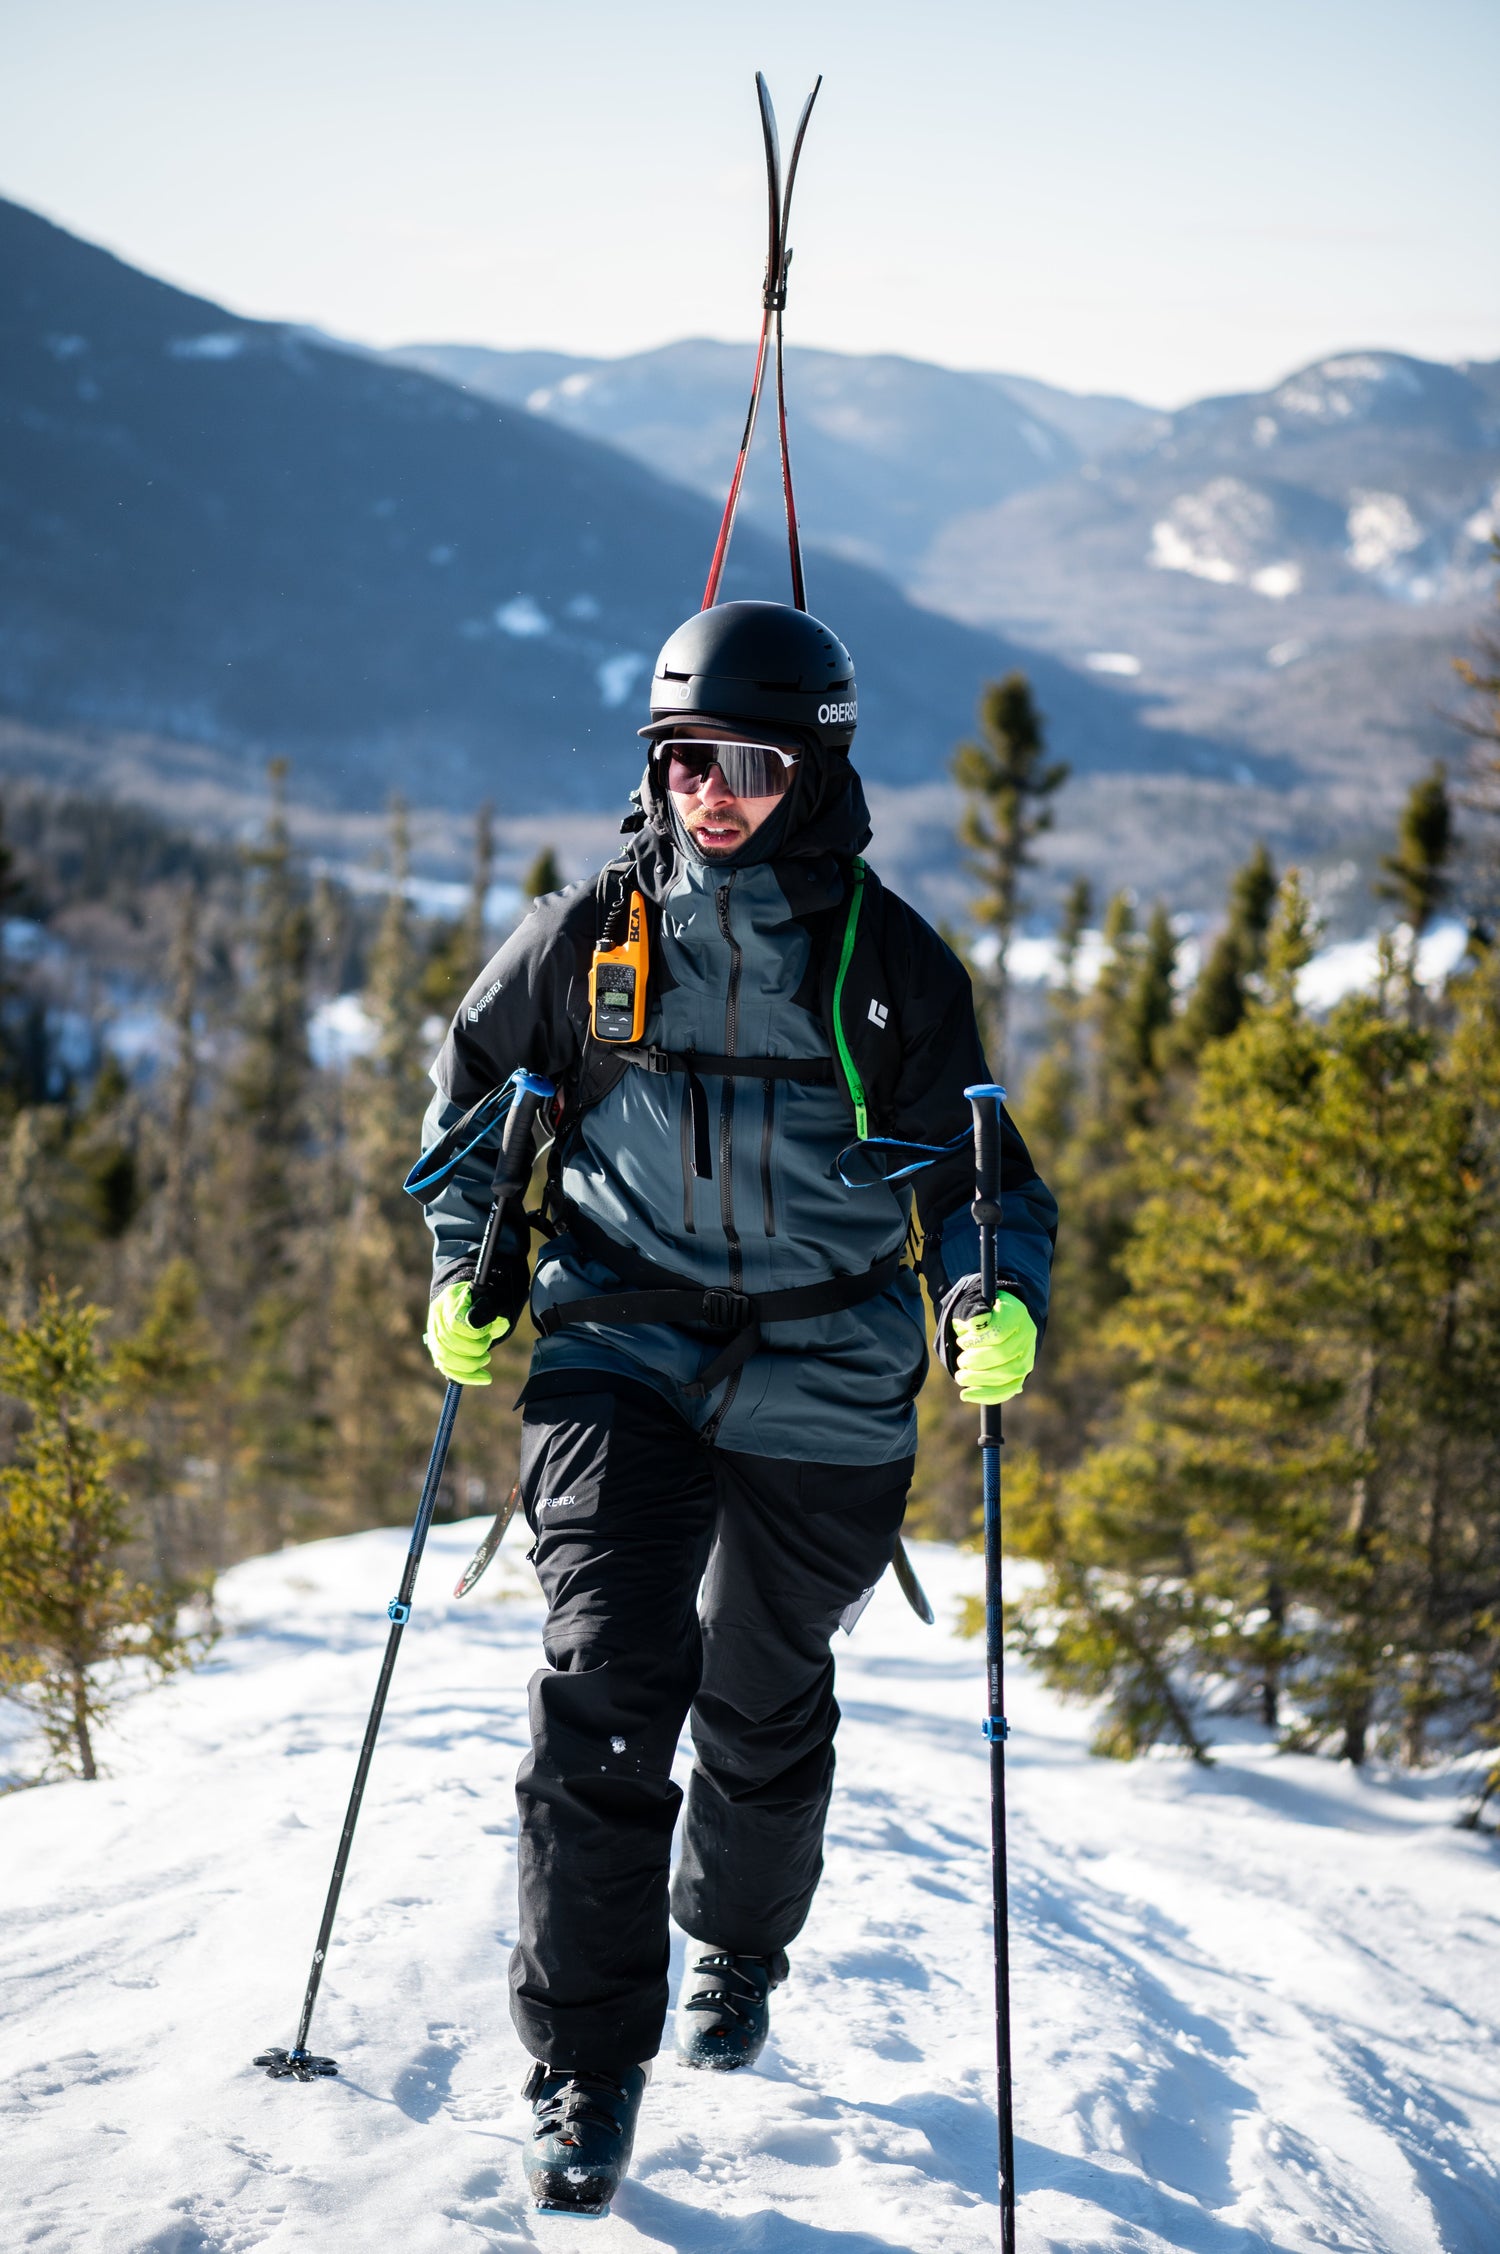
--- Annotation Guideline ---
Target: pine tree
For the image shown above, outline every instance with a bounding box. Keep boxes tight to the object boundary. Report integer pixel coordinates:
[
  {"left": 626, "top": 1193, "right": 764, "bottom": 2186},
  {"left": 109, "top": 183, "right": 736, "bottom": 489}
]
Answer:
[
  {"left": 1010, "top": 862, "right": 1500, "bottom": 1768},
  {"left": 0, "top": 1287, "right": 200, "bottom": 1780},
  {"left": 523, "top": 844, "right": 563, "bottom": 901},
  {"left": 1023, "top": 877, "right": 1092, "bottom": 1160},
  {"left": 159, "top": 888, "right": 199, "bottom": 1261},
  {"left": 1377, "top": 765, "right": 1453, "bottom": 939},
  {"left": 109, "top": 1258, "right": 221, "bottom": 1589},
  {"left": 1455, "top": 567, "right": 1500, "bottom": 895},
  {"left": 951, "top": 675, "right": 1068, "bottom": 1074},
  {"left": 327, "top": 805, "right": 443, "bottom": 1525},
  {"left": 210, "top": 761, "right": 321, "bottom": 1548},
  {"left": 424, "top": 802, "right": 498, "bottom": 1016},
  {"left": 1175, "top": 843, "right": 1277, "bottom": 1058}
]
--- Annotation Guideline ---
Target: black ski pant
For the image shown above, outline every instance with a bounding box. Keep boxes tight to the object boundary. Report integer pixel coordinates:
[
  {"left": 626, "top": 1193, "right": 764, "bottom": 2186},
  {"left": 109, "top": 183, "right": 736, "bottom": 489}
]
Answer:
[{"left": 508, "top": 1375, "right": 912, "bottom": 2072}]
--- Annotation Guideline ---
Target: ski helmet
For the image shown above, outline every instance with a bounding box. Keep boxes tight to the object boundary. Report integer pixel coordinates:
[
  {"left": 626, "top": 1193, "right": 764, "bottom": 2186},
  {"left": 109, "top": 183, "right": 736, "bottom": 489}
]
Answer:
[{"left": 639, "top": 600, "right": 858, "bottom": 755}]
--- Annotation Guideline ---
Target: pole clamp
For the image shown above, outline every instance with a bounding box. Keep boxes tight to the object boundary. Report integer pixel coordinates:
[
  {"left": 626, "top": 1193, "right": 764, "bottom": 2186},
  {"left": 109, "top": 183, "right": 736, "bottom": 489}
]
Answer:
[
  {"left": 387, "top": 1599, "right": 412, "bottom": 1625},
  {"left": 982, "top": 1715, "right": 1010, "bottom": 1741}
]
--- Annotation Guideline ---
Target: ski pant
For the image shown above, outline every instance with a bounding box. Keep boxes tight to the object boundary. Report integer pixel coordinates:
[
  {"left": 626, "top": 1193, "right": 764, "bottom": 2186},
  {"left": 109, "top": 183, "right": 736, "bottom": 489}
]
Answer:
[{"left": 508, "top": 1375, "right": 913, "bottom": 2072}]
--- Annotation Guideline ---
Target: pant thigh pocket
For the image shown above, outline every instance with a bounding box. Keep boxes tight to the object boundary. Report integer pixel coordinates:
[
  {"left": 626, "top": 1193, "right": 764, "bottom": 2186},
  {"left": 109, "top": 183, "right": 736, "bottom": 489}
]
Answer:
[{"left": 519, "top": 1391, "right": 617, "bottom": 1535}]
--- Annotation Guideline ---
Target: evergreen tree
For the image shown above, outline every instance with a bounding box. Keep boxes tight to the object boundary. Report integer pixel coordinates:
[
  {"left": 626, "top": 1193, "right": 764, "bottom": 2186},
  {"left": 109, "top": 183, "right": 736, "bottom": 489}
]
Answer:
[
  {"left": 328, "top": 805, "right": 444, "bottom": 1524},
  {"left": 1023, "top": 877, "right": 1093, "bottom": 1161},
  {"left": 1175, "top": 843, "right": 1277, "bottom": 1058},
  {"left": 1377, "top": 764, "right": 1453, "bottom": 939},
  {"left": 424, "top": 802, "right": 498, "bottom": 1016},
  {"left": 523, "top": 844, "right": 563, "bottom": 901},
  {"left": 159, "top": 888, "right": 199, "bottom": 1262},
  {"left": 1009, "top": 866, "right": 1500, "bottom": 1767},
  {"left": 951, "top": 675, "right": 1068, "bottom": 1073},
  {"left": 0, "top": 792, "right": 22, "bottom": 1108},
  {"left": 0, "top": 1287, "right": 200, "bottom": 1780},
  {"left": 109, "top": 1258, "right": 221, "bottom": 1589},
  {"left": 210, "top": 761, "right": 321, "bottom": 1548}
]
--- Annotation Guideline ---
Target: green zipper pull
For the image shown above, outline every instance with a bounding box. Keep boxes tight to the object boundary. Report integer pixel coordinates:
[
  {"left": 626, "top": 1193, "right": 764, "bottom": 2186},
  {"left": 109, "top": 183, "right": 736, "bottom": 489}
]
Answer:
[{"left": 832, "top": 856, "right": 869, "bottom": 1141}]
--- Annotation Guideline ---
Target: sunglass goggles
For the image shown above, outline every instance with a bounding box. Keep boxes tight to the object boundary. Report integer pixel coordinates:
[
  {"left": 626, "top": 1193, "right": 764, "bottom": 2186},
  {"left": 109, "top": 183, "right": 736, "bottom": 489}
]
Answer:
[{"left": 660, "top": 738, "right": 801, "bottom": 799}]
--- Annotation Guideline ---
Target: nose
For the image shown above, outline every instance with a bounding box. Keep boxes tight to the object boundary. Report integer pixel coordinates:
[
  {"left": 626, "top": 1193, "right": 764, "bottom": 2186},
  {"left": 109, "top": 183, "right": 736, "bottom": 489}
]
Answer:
[{"left": 698, "top": 762, "right": 736, "bottom": 806}]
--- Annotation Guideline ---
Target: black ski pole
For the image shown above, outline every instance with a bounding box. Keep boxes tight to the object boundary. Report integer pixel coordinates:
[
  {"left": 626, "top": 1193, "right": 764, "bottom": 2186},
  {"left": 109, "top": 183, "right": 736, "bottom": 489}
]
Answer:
[
  {"left": 255, "top": 1068, "right": 555, "bottom": 2082},
  {"left": 966, "top": 1081, "right": 1017, "bottom": 2251}
]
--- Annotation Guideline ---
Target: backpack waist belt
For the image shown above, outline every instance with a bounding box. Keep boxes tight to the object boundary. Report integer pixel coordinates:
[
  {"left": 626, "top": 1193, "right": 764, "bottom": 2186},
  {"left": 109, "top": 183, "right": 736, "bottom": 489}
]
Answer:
[{"left": 534, "top": 1201, "right": 903, "bottom": 1399}]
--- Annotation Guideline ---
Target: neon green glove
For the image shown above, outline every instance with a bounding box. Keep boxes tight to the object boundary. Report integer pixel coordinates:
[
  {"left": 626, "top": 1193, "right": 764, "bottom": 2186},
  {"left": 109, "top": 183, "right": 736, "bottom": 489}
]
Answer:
[
  {"left": 952, "top": 1294, "right": 1038, "bottom": 1405},
  {"left": 424, "top": 1279, "right": 511, "bottom": 1387}
]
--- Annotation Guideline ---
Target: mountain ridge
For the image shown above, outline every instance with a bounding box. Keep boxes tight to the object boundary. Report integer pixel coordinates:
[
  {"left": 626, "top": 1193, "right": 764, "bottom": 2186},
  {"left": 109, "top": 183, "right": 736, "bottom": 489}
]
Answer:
[{"left": 0, "top": 193, "right": 1215, "bottom": 824}]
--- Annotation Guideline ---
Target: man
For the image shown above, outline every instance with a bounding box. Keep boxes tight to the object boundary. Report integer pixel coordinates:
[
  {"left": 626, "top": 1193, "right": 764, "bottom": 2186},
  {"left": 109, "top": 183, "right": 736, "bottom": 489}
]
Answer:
[{"left": 418, "top": 600, "right": 1056, "bottom": 2215}]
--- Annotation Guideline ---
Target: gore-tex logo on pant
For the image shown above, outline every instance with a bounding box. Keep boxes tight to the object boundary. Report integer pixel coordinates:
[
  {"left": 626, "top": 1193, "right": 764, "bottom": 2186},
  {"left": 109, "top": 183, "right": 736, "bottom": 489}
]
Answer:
[{"left": 538, "top": 1492, "right": 581, "bottom": 1511}]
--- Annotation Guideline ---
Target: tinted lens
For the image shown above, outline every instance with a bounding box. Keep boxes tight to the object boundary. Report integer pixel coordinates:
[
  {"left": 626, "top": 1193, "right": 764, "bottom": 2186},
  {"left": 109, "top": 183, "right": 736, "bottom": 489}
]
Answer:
[{"left": 663, "top": 740, "right": 798, "bottom": 798}]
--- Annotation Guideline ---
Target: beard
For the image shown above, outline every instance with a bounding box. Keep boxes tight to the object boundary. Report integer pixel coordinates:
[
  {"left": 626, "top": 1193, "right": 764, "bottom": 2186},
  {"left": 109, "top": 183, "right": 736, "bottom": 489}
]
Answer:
[{"left": 683, "top": 804, "right": 754, "bottom": 857}]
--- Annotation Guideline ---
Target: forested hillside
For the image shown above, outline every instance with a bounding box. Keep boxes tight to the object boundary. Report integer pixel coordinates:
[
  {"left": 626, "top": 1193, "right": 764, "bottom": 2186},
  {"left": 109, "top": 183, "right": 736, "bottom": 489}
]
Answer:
[{"left": 3, "top": 575, "right": 1499, "bottom": 1797}]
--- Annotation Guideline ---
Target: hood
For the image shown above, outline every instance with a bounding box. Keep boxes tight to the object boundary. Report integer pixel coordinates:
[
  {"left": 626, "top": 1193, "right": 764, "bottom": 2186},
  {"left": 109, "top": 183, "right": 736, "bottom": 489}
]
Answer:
[{"left": 625, "top": 743, "right": 873, "bottom": 911}]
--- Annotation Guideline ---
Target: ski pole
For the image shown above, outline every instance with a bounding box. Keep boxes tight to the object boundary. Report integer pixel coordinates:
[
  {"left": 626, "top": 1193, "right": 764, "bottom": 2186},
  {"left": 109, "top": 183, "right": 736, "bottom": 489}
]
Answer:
[
  {"left": 255, "top": 1068, "right": 555, "bottom": 2082},
  {"left": 965, "top": 1081, "right": 1017, "bottom": 2252}
]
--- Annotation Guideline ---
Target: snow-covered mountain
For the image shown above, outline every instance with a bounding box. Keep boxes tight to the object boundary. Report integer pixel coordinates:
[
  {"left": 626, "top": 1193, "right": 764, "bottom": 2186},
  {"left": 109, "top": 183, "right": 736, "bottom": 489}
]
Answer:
[
  {"left": 391, "top": 338, "right": 1152, "bottom": 583},
  {"left": 2, "top": 1521, "right": 1495, "bottom": 2251},
  {"left": 0, "top": 195, "right": 1165, "bottom": 819}
]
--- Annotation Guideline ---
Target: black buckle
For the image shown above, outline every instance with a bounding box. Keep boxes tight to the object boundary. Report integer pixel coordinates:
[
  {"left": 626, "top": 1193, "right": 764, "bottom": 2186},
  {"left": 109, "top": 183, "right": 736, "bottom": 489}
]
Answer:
[
  {"left": 700, "top": 1289, "right": 754, "bottom": 1331},
  {"left": 640, "top": 1047, "right": 672, "bottom": 1075}
]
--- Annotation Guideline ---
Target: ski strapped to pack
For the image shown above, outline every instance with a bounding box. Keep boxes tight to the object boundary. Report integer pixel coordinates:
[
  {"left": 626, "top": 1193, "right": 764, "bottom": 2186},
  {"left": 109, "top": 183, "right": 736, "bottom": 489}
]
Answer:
[{"left": 701, "top": 72, "right": 822, "bottom": 612}]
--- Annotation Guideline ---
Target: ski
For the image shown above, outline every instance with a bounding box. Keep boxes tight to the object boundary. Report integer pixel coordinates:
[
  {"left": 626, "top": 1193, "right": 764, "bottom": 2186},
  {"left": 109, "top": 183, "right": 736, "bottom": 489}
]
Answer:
[
  {"left": 453, "top": 1482, "right": 522, "bottom": 1599},
  {"left": 701, "top": 72, "right": 822, "bottom": 612},
  {"left": 892, "top": 1536, "right": 936, "bottom": 1625}
]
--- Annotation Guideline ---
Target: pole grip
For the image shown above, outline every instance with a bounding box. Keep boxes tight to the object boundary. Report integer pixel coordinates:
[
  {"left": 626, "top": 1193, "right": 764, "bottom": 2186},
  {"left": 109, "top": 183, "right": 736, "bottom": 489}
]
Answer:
[
  {"left": 965, "top": 1082, "right": 1006, "bottom": 1311},
  {"left": 472, "top": 1070, "right": 555, "bottom": 1316}
]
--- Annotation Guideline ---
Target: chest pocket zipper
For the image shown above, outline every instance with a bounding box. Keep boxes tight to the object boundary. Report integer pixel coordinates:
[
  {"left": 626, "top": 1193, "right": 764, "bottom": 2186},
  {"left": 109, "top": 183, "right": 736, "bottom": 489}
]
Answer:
[{"left": 759, "top": 1077, "right": 777, "bottom": 1238}]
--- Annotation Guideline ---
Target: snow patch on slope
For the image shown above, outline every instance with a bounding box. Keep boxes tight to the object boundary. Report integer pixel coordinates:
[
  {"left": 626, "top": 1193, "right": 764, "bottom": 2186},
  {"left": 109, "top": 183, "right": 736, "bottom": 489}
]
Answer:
[
  {"left": 1149, "top": 479, "right": 1301, "bottom": 598},
  {"left": 1274, "top": 353, "right": 1424, "bottom": 424}
]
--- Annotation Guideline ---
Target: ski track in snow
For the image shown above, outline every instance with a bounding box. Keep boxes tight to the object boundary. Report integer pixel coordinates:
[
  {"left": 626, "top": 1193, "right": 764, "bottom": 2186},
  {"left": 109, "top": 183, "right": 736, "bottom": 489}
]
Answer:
[{"left": 2, "top": 1525, "right": 1498, "bottom": 2254}]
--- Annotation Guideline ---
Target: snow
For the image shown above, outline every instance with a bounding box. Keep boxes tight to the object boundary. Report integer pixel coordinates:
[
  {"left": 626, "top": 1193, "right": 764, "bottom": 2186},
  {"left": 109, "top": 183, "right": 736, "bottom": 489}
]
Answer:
[
  {"left": 1296, "top": 918, "right": 1469, "bottom": 1011},
  {"left": 1248, "top": 561, "right": 1300, "bottom": 599},
  {"left": 1148, "top": 480, "right": 1299, "bottom": 599},
  {"left": 168, "top": 334, "right": 247, "bottom": 361},
  {"left": 1273, "top": 356, "right": 1422, "bottom": 425},
  {"left": 308, "top": 991, "right": 377, "bottom": 1069},
  {"left": 5, "top": 1522, "right": 1496, "bottom": 2252},
  {"left": 597, "top": 652, "right": 648, "bottom": 709},
  {"left": 495, "top": 598, "right": 550, "bottom": 639},
  {"left": 1346, "top": 492, "right": 1426, "bottom": 590}
]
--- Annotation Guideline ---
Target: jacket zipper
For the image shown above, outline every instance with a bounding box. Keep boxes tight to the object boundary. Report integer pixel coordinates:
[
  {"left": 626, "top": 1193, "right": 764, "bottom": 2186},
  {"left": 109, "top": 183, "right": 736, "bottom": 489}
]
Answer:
[
  {"left": 679, "top": 1074, "right": 697, "bottom": 1233},
  {"left": 714, "top": 879, "right": 743, "bottom": 1291},
  {"left": 703, "top": 877, "right": 744, "bottom": 1444},
  {"left": 759, "top": 1077, "right": 777, "bottom": 1238}
]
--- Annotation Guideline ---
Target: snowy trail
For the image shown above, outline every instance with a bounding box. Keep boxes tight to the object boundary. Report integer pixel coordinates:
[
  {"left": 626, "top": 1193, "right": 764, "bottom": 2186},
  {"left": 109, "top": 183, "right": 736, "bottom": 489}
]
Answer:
[{"left": 3, "top": 1522, "right": 1497, "bottom": 2254}]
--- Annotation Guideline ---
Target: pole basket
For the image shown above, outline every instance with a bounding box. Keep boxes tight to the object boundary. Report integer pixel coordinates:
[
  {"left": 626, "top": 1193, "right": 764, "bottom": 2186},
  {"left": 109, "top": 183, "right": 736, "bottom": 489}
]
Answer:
[{"left": 253, "top": 2046, "right": 339, "bottom": 2081}]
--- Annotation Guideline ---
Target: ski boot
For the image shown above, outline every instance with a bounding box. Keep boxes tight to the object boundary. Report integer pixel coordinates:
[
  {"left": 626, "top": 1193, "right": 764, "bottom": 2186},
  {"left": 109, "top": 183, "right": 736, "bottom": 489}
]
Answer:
[
  {"left": 521, "top": 2061, "right": 649, "bottom": 2216},
  {"left": 674, "top": 1942, "right": 788, "bottom": 2071}
]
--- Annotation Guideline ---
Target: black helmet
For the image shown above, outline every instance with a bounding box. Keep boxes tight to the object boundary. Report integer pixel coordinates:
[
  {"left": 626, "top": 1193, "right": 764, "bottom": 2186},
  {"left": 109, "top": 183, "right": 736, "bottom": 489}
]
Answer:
[{"left": 639, "top": 600, "right": 858, "bottom": 754}]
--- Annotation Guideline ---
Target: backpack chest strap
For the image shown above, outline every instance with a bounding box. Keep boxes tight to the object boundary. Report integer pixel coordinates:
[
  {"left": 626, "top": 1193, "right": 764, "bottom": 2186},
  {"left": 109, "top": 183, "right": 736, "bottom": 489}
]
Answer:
[{"left": 616, "top": 1045, "right": 833, "bottom": 1084}]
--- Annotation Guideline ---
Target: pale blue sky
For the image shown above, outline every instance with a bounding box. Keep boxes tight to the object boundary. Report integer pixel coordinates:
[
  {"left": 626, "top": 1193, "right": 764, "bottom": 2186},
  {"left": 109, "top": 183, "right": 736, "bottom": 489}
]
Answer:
[{"left": 2, "top": 0, "right": 1496, "bottom": 405}]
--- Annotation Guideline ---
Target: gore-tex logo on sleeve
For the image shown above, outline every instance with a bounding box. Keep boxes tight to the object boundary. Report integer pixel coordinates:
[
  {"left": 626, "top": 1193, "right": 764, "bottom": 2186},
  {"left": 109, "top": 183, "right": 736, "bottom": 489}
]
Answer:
[
  {"left": 867, "top": 999, "right": 889, "bottom": 1029},
  {"left": 466, "top": 978, "right": 504, "bottom": 1023}
]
